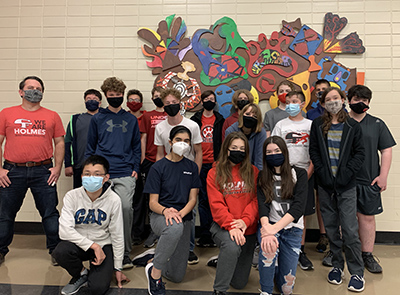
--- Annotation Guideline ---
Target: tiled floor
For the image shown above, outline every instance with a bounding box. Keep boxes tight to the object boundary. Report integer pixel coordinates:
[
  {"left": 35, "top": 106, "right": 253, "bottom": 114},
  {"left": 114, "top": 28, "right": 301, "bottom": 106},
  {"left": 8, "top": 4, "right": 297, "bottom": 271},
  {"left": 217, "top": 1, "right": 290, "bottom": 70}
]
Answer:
[{"left": 0, "top": 234, "right": 399, "bottom": 294}]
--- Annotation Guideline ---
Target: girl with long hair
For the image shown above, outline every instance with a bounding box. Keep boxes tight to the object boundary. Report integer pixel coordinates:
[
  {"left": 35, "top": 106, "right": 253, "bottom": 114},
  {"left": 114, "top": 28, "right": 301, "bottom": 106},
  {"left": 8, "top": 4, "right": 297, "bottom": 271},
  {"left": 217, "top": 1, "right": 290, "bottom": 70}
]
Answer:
[
  {"left": 257, "top": 136, "right": 307, "bottom": 295},
  {"left": 309, "top": 87, "right": 366, "bottom": 292},
  {"left": 225, "top": 103, "right": 267, "bottom": 170},
  {"left": 207, "top": 132, "right": 259, "bottom": 295}
]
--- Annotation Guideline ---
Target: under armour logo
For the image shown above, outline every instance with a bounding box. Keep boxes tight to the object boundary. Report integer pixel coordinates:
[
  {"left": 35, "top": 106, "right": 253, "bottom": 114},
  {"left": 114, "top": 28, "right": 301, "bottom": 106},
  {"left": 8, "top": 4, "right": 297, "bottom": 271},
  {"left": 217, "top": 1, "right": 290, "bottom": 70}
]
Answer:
[{"left": 106, "top": 120, "right": 128, "bottom": 132}]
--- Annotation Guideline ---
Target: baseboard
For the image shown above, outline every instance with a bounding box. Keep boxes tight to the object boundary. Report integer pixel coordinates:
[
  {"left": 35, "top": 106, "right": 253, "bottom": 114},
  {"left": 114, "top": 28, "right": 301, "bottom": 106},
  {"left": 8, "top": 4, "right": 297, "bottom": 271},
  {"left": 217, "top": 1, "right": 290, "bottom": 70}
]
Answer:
[{"left": 15, "top": 222, "right": 400, "bottom": 245}]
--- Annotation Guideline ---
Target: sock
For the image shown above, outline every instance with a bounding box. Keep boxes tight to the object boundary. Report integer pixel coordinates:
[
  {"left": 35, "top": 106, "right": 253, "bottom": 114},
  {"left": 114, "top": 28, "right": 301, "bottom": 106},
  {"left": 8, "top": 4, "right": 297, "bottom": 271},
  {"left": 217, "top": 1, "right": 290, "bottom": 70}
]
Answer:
[{"left": 80, "top": 268, "right": 88, "bottom": 276}]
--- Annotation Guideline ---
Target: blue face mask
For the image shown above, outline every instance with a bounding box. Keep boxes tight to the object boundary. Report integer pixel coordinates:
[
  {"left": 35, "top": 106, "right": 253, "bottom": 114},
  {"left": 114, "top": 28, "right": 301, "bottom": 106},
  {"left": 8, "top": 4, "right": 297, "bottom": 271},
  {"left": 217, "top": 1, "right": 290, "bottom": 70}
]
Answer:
[
  {"left": 285, "top": 103, "right": 301, "bottom": 117},
  {"left": 82, "top": 176, "right": 104, "bottom": 192}
]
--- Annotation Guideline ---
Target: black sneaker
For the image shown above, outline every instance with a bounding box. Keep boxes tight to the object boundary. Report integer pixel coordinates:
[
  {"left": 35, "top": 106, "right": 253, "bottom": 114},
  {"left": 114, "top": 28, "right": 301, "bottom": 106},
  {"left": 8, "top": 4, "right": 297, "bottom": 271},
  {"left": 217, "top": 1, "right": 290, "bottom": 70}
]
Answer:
[
  {"left": 122, "top": 255, "right": 133, "bottom": 269},
  {"left": 132, "top": 248, "right": 155, "bottom": 267},
  {"left": 196, "top": 235, "right": 216, "bottom": 248},
  {"left": 322, "top": 250, "right": 333, "bottom": 267},
  {"left": 298, "top": 251, "right": 314, "bottom": 270},
  {"left": 188, "top": 251, "right": 199, "bottom": 265},
  {"left": 316, "top": 234, "right": 329, "bottom": 252},
  {"left": 327, "top": 267, "right": 343, "bottom": 285},
  {"left": 145, "top": 262, "right": 166, "bottom": 295},
  {"left": 144, "top": 231, "right": 159, "bottom": 248},
  {"left": 207, "top": 255, "right": 218, "bottom": 268},
  {"left": 362, "top": 252, "right": 382, "bottom": 273},
  {"left": 51, "top": 256, "right": 59, "bottom": 266},
  {"left": 0, "top": 253, "right": 4, "bottom": 266}
]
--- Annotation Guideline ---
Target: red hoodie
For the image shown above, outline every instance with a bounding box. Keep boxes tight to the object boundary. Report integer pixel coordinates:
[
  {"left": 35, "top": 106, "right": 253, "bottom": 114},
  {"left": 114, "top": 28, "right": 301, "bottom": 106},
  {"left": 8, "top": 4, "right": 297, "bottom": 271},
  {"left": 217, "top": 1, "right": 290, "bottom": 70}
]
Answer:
[{"left": 207, "top": 164, "right": 259, "bottom": 235}]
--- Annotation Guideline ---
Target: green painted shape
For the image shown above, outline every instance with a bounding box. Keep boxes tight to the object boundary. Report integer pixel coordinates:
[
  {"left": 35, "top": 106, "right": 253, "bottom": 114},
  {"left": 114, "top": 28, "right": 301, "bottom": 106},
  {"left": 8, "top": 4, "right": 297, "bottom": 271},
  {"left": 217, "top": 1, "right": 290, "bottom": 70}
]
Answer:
[
  {"left": 212, "top": 16, "right": 248, "bottom": 55},
  {"left": 165, "top": 14, "right": 175, "bottom": 31}
]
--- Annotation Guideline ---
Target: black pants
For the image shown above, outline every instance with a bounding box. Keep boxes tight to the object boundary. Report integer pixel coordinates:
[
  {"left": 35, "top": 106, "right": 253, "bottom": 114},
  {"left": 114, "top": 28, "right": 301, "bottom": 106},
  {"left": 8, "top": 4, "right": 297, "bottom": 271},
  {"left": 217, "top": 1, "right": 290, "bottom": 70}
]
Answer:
[
  {"left": 132, "top": 158, "right": 154, "bottom": 239},
  {"left": 52, "top": 241, "right": 114, "bottom": 295},
  {"left": 72, "top": 167, "right": 83, "bottom": 189}
]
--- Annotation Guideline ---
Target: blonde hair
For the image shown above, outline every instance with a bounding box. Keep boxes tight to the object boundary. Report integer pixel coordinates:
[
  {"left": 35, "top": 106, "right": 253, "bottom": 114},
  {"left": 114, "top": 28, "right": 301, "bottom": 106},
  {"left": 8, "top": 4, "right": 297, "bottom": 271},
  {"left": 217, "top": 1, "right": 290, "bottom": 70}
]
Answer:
[
  {"left": 160, "top": 88, "right": 182, "bottom": 101},
  {"left": 238, "top": 103, "right": 263, "bottom": 133},
  {"left": 232, "top": 89, "right": 254, "bottom": 109}
]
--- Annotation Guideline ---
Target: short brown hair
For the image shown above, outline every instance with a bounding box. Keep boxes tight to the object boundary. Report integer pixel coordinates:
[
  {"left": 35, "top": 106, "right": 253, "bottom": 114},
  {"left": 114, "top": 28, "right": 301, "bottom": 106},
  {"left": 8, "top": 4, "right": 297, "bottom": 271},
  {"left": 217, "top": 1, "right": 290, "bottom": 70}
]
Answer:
[
  {"left": 238, "top": 103, "right": 263, "bottom": 133},
  {"left": 287, "top": 90, "right": 305, "bottom": 102},
  {"left": 100, "top": 77, "right": 126, "bottom": 95},
  {"left": 232, "top": 89, "right": 254, "bottom": 109},
  {"left": 151, "top": 86, "right": 164, "bottom": 97},
  {"left": 160, "top": 88, "right": 181, "bottom": 101},
  {"left": 276, "top": 80, "right": 295, "bottom": 93}
]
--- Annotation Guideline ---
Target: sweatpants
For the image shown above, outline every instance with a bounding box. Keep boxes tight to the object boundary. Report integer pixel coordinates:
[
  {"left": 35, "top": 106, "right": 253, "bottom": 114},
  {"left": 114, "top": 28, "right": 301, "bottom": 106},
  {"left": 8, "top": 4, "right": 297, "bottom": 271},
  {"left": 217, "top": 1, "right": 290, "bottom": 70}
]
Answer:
[
  {"left": 52, "top": 241, "right": 114, "bottom": 295},
  {"left": 112, "top": 176, "right": 136, "bottom": 257},
  {"left": 150, "top": 213, "right": 191, "bottom": 283},
  {"left": 210, "top": 222, "right": 256, "bottom": 292},
  {"left": 318, "top": 186, "right": 364, "bottom": 276}
]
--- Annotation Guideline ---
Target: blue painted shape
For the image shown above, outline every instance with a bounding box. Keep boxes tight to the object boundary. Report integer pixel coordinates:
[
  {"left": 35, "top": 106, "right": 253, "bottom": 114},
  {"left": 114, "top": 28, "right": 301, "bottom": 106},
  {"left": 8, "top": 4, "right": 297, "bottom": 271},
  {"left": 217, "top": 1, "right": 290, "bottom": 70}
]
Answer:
[{"left": 289, "top": 25, "right": 323, "bottom": 59}]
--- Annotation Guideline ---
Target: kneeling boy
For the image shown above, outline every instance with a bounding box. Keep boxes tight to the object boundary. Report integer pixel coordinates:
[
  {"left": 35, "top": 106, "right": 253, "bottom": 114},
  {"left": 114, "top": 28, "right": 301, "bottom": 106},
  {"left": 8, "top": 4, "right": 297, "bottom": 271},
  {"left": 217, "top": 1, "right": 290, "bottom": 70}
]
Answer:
[{"left": 52, "top": 155, "right": 129, "bottom": 295}]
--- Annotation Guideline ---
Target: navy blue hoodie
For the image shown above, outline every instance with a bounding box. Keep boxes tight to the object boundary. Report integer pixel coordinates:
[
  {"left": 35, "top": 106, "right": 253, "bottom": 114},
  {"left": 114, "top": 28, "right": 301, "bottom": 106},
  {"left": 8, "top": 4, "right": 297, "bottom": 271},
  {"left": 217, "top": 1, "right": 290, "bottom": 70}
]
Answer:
[{"left": 85, "top": 107, "right": 141, "bottom": 178}]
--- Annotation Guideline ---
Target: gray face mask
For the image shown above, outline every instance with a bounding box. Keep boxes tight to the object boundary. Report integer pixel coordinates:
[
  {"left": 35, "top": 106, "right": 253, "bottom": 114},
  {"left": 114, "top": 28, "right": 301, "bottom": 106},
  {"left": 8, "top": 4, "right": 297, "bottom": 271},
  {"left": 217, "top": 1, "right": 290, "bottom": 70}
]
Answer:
[
  {"left": 24, "top": 89, "right": 43, "bottom": 103},
  {"left": 325, "top": 100, "right": 342, "bottom": 115}
]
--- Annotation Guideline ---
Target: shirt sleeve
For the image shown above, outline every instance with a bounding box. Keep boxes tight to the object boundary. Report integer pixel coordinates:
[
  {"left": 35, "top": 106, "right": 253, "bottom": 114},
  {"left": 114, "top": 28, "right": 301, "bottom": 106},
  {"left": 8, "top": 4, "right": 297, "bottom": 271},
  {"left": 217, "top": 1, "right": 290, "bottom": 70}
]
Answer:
[
  {"left": 131, "top": 117, "right": 141, "bottom": 173},
  {"left": 108, "top": 195, "right": 124, "bottom": 270},
  {"left": 143, "top": 164, "right": 162, "bottom": 194},
  {"left": 139, "top": 113, "right": 148, "bottom": 134},
  {"left": 207, "top": 167, "right": 235, "bottom": 231},
  {"left": 0, "top": 110, "right": 6, "bottom": 136},
  {"left": 240, "top": 167, "right": 259, "bottom": 230},
  {"left": 53, "top": 112, "right": 66, "bottom": 138},
  {"left": 287, "top": 167, "right": 308, "bottom": 222},
  {"left": 271, "top": 121, "right": 281, "bottom": 137},
  {"left": 191, "top": 162, "right": 202, "bottom": 188},
  {"left": 154, "top": 123, "right": 163, "bottom": 146},
  {"left": 64, "top": 118, "right": 73, "bottom": 167},
  {"left": 85, "top": 115, "right": 98, "bottom": 159},
  {"left": 378, "top": 119, "right": 396, "bottom": 150},
  {"left": 263, "top": 111, "right": 271, "bottom": 131},
  {"left": 191, "top": 122, "right": 203, "bottom": 145}
]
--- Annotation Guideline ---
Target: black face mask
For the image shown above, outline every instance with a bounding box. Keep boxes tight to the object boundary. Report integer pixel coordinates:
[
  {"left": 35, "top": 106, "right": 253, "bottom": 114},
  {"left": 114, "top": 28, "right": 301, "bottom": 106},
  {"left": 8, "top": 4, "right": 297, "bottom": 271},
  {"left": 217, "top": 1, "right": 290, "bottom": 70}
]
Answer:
[
  {"left": 107, "top": 96, "right": 123, "bottom": 108},
  {"left": 203, "top": 100, "right": 216, "bottom": 111},
  {"left": 164, "top": 103, "right": 181, "bottom": 117},
  {"left": 237, "top": 100, "right": 249, "bottom": 110},
  {"left": 350, "top": 101, "right": 369, "bottom": 114},
  {"left": 153, "top": 97, "right": 164, "bottom": 108},
  {"left": 228, "top": 150, "right": 246, "bottom": 165},
  {"left": 266, "top": 153, "right": 285, "bottom": 167},
  {"left": 85, "top": 100, "right": 100, "bottom": 112},
  {"left": 243, "top": 115, "right": 257, "bottom": 129}
]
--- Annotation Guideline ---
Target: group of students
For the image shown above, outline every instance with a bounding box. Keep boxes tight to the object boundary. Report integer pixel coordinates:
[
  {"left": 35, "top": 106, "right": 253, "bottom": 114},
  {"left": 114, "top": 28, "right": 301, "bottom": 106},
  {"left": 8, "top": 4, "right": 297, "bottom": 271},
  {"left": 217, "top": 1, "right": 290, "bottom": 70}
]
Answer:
[{"left": 0, "top": 75, "right": 394, "bottom": 295}]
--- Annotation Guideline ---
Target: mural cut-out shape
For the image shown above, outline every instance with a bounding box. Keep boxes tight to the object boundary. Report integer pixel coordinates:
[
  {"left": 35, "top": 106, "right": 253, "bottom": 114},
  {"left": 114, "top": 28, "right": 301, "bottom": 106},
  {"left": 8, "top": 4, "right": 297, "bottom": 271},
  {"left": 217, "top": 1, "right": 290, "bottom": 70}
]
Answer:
[{"left": 138, "top": 13, "right": 365, "bottom": 113}]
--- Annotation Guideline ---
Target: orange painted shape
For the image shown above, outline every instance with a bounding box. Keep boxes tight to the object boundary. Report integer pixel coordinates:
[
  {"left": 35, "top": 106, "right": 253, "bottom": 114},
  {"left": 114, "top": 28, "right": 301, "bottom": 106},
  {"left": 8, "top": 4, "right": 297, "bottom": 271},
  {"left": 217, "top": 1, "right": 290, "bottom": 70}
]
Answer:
[
  {"left": 308, "top": 55, "right": 321, "bottom": 72},
  {"left": 357, "top": 72, "right": 365, "bottom": 85}
]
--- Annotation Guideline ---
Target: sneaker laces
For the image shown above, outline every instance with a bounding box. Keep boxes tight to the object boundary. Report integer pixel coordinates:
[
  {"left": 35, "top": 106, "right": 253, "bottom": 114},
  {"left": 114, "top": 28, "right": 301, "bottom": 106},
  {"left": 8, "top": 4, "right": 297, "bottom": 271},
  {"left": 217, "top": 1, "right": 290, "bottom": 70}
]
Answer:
[
  {"left": 325, "top": 250, "right": 333, "bottom": 258},
  {"left": 155, "top": 279, "right": 166, "bottom": 290},
  {"left": 351, "top": 274, "right": 364, "bottom": 282},
  {"left": 364, "top": 253, "right": 380, "bottom": 264}
]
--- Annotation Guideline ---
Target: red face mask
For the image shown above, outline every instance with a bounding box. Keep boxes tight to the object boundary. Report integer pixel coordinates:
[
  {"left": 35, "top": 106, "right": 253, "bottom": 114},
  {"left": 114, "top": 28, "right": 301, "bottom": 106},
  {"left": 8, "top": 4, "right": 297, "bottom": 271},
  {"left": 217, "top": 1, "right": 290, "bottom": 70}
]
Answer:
[
  {"left": 127, "top": 101, "right": 142, "bottom": 112},
  {"left": 278, "top": 93, "right": 287, "bottom": 104}
]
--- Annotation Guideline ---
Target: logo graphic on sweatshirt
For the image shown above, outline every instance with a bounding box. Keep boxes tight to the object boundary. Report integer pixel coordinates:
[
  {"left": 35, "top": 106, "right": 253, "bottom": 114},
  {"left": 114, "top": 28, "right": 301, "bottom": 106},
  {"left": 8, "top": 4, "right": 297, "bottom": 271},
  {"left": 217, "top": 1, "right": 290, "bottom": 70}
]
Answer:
[
  {"left": 223, "top": 180, "right": 250, "bottom": 196},
  {"left": 285, "top": 132, "right": 309, "bottom": 145},
  {"left": 106, "top": 120, "right": 128, "bottom": 133},
  {"left": 14, "top": 118, "right": 46, "bottom": 136},
  {"left": 75, "top": 208, "right": 107, "bottom": 225}
]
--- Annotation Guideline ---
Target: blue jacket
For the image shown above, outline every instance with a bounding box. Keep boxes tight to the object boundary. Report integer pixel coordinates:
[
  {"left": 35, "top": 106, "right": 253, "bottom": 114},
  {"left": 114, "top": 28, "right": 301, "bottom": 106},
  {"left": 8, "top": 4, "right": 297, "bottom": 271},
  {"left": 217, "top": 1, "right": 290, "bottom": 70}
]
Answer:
[
  {"left": 225, "top": 122, "right": 266, "bottom": 170},
  {"left": 306, "top": 103, "right": 324, "bottom": 120},
  {"left": 85, "top": 107, "right": 141, "bottom": 178}
]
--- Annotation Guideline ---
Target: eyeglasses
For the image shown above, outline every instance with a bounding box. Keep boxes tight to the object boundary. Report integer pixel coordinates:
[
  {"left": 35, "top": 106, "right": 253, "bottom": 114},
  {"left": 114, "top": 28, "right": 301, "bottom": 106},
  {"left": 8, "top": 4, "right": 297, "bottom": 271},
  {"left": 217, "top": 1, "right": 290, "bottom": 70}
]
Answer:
[{"left": 82, "top": 173, "right": 105, "bottom": 177}]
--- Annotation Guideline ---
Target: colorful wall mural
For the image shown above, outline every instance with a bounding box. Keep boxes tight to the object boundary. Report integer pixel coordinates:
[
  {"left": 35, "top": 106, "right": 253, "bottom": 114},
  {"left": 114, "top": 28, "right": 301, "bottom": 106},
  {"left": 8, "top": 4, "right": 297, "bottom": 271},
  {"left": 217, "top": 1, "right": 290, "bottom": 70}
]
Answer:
[{"left": 138, "top": 12, "right": 365, "bottom": 117}]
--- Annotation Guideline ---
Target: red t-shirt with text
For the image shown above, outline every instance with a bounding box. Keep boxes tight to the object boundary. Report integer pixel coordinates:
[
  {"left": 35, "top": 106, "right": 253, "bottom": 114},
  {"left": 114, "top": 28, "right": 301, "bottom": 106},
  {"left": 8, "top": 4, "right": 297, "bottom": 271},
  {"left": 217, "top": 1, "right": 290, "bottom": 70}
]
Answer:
[
  {"left": 200, "top": 114, "right": 215, "bottom": 163},
  {"left": 139, "top": 110, "right": 167, "bottom": 162},
  {"left": 0, "top": 105, "right": 65, "bottom": 163}
]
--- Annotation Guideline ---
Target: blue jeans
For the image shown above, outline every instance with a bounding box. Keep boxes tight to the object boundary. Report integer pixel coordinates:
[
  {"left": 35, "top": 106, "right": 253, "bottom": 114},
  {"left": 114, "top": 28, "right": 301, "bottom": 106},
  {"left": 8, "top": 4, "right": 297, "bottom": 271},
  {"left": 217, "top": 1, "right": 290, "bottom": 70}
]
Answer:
[
  {"left": 258, "top": 226, "right": 302, "bottom": 295},
  {"left": 198, "top": 163, "right": 213, "bottom": 238},
  {"left": 0, "top": 162, "right": 60, "bottom": 255}
]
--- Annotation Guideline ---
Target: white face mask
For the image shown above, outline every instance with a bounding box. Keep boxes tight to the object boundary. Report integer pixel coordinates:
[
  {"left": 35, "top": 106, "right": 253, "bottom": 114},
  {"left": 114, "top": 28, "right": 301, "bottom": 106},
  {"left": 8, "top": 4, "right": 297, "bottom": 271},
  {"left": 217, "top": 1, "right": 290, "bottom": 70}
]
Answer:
[{"left": 172, "top": 141, "right": 190, "bottom": 156}]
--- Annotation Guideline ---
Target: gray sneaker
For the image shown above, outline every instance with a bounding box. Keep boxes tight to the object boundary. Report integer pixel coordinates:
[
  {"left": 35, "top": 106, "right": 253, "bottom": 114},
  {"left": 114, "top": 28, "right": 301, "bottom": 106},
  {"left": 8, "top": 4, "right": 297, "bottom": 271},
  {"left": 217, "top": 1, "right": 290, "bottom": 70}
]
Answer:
[
  {"left": 144, "top": 231, "right": 159, "bottom": 248},
  {"left": 61, "top": 274, "right": 88, "bottom": 295},
  {"left": 322, "top": 250, "right": 333, "bottom": 267}
]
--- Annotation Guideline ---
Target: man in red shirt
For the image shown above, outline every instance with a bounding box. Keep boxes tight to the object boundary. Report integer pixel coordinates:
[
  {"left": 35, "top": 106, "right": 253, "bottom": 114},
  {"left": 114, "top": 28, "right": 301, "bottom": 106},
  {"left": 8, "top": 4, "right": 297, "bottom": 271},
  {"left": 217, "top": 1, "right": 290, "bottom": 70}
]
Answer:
[
  {"left": 0, "top": 76, "right": 65, "bottom": 266},
  {"left": 136, "top": 86, "right": 167, "bottom": 247}
]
